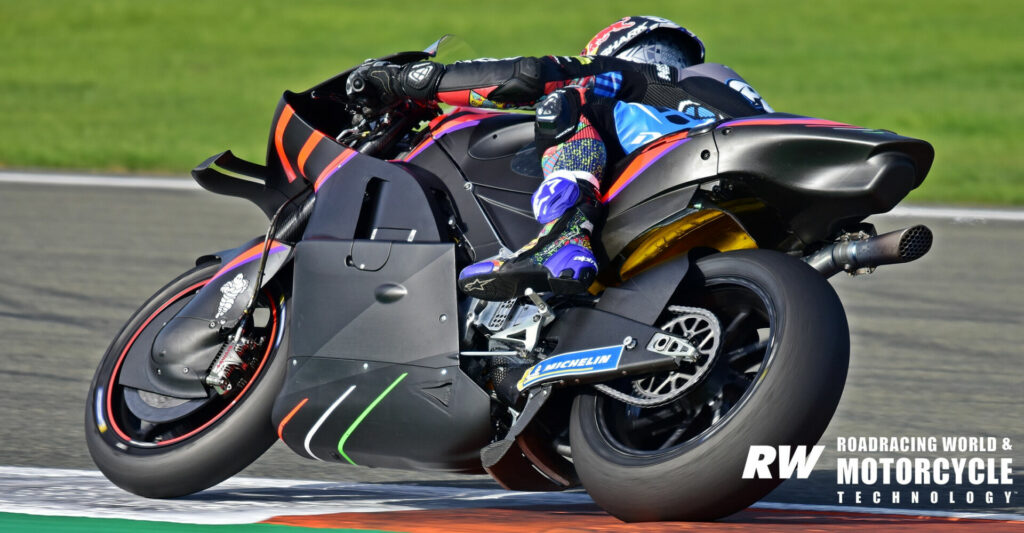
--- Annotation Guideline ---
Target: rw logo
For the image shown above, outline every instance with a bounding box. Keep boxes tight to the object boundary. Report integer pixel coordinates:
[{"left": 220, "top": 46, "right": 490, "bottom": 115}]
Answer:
[{"left": 742, "top": 445, "right": 825, "bottom": 479}]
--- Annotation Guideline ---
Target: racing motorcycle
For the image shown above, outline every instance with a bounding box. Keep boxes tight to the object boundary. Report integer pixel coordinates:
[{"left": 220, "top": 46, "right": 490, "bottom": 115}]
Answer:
[{"left": 85, "top": 38, "right": 934, "bottom": 522}]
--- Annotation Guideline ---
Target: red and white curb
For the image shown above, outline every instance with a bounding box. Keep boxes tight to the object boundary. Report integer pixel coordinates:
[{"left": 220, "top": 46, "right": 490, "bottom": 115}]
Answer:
[
  {"left": 0, "top": 466, "right": 591, "bottom": 525},
  {"left": 0, "top": 467, "right": 1020, "bottom": 526}
]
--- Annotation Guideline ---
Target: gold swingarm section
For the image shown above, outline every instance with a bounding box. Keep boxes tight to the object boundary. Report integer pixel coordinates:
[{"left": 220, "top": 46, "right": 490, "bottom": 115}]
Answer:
[{"left": 617, "top": 207, "right": 758, "bottom": 281}]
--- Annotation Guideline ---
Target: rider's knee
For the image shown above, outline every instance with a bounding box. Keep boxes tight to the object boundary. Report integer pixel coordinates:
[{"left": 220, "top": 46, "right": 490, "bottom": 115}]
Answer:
[{"left": 534, "top": 88, "right": 587, "bottom": 153}]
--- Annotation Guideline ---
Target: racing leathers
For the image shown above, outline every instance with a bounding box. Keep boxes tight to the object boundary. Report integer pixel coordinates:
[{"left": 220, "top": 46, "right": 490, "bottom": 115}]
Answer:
[{"left": 366, "top": 55, "right": 771, "bottom": 300}]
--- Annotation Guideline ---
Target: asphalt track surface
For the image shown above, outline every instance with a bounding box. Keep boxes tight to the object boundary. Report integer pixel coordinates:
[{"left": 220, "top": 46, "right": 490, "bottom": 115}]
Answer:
[{"left": 0, "top": 174, "right": 1022, "bottom": 528}]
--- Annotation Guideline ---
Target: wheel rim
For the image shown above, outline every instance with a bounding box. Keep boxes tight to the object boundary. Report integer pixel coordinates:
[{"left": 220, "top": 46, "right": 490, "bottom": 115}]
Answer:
[
  {"left": 594, "top": 276, "right": 777, "bottom": 457},
  {"left": 100, "top": 279, "right": 283, "bottom": 449}
]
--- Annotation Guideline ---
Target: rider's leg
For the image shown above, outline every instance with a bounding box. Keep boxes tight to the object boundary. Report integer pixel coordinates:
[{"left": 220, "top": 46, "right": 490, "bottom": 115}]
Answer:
[{"left": 458, "top": 87, "right": 607, "bottom": 301}]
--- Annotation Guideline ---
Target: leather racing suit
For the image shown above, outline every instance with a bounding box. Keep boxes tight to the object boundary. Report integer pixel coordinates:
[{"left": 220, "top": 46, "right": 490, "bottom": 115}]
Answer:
[{"left": 384, "top": 55, "right": 771, "bottom": 300}]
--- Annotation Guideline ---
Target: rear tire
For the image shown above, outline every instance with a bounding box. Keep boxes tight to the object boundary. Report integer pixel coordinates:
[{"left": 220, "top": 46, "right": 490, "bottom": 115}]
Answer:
[
  {"left": 571, "top": 249, "right": 849, "bottom": 521},
  {"left": 85, "top": 262, "right": 288, "bottom": 498}
]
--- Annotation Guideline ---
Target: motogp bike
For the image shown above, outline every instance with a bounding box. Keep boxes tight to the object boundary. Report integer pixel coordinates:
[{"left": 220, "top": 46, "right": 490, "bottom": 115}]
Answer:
[{"left": 86, "top": 38, "right": 934, "bottom": 521}]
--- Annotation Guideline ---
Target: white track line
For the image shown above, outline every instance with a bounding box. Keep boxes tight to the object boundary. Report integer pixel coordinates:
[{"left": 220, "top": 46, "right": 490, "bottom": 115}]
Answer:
[
  {"left": 2, "top": 171, "right": 1023, "bottom": 222},
  {"left": 0, "top": 171, "right": 200, "bottom": 190},
  {"left": 886, "top": 205, "right": 1024, "bottom": 222}
]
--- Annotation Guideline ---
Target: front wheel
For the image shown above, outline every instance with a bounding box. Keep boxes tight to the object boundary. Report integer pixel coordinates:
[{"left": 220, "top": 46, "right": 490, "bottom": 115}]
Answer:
[
  {"left": 571, "top": 249, "right": 850, "bottom": 522},
  {"left": 85, "top": 262, "right": 288, "bottom": 498}
]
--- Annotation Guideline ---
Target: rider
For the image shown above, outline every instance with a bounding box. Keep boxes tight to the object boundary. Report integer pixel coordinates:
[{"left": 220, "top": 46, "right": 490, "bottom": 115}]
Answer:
[{"left": 349, "top": 16, "right": 771, "bottom": 301}]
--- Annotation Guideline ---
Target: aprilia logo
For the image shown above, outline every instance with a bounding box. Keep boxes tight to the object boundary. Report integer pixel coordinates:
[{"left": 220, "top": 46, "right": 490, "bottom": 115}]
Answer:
[{"left": 742, "top": 445, "right": 825, "bottom": 479}]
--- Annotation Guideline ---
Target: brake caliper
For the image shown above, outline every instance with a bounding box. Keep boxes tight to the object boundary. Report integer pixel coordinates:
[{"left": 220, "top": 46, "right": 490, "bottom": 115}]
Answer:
[{"left": 205, "top": 336, "right": 264, "bottom": 396}]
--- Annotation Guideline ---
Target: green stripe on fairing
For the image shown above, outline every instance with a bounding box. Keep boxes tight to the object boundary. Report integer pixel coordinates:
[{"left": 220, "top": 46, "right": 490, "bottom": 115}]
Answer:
[
  {"left": 0, "top": 513, "right": 396, "bottom": 533},
  {"left": 337, "top": 373, "right": 408, "bottom": 466}
]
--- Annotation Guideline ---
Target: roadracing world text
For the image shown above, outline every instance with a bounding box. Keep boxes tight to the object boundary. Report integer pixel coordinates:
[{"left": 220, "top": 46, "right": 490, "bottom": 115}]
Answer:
[{"left": 744, "top": 436, "right": 1016, "bottom": 507}]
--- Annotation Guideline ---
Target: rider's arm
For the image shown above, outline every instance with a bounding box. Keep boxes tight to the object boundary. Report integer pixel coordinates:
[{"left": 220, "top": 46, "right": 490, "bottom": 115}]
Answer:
[
  {"left": 375, "top": 55, "right": 772, "bottom": 118},
  {"left": 404, "top": 56, "right": 678, "bottom": 109}
]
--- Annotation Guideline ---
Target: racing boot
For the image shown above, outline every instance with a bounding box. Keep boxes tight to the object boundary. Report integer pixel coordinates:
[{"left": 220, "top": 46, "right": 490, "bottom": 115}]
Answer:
[{"left": 458, "top": 170, "right": 601, "bottom": 301}]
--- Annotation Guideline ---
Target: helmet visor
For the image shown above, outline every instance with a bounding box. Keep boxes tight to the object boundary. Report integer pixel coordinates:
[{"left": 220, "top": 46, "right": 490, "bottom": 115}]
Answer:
[{"left": 615, "top": 35, "right": 694, "bottom": 71}]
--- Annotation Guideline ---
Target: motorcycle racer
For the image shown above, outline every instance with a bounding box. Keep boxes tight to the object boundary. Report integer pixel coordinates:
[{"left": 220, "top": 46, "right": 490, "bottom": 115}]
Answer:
[{"left": 349, "top": 16, "right": 772, "bottom": 301}]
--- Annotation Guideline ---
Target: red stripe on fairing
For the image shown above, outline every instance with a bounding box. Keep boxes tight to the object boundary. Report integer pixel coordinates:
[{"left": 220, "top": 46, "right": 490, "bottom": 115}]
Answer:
[
  {"left": 403, "top": 136, "right": 436, "bottom": 161},
  {"left": 274, "top": 106, "right": 298, "bottom": 183},
  {"left": 297, "top": 130, "right": 327, "bottom": 179},
  {"left": 313, "top": 149, "right": 358, "bottom": 191},
  {"left": 210, "top": 242, "right": 288, "bottom": 283},
  {"left": 105, "top": 282, "right": 280, "bottom": 446},
  {"left": 601, "top": 133, "right": 690, "bottom": 203},
  {"left": 718, "top": 117, "right": 859, "bottom": 129}
]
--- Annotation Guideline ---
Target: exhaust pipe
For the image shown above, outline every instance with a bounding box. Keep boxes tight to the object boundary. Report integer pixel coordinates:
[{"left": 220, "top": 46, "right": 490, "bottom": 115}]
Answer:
[{"left": 805, "top": 225, "right": 933, "bottom": 277}]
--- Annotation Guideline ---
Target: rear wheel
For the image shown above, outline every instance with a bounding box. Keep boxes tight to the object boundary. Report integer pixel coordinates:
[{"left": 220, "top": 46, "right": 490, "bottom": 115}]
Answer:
[
  {"left": 85, "top": 262, "right": 288, "bottom": 498},
  {"left": 571, "top": 249, "right": 849, "bottom": 521}
]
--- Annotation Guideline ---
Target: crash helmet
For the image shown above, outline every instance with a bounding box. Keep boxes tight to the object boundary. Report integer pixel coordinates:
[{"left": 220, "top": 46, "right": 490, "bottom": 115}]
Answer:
[{"left": 583, "top": 16, "right": 705, "bottom": 72}]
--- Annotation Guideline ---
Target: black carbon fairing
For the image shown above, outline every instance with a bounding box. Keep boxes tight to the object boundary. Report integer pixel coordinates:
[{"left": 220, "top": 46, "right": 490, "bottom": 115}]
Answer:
[
  {"left": 415, "top": 109, "right": 934, "bottom": 265},
  {"left": 429, "top": 112, "right": 544, "bottom": 251},
  {"left": 267, "top": 143, "right": 493, "bottom": 472},
  {"left": 272, "top": 239, "right": 492, "bottom": 472},
  {"left": 713, "top": 114, "right": 934, "bottom": 244}
]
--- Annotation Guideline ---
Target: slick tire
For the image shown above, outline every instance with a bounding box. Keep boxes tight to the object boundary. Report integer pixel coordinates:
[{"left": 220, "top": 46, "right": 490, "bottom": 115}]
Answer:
[
  {"left": 85, "top": 262, "right": 288, "bottom": 498},
  {"left": 570, "top": 249, "right": 849, "bottom": 522}
]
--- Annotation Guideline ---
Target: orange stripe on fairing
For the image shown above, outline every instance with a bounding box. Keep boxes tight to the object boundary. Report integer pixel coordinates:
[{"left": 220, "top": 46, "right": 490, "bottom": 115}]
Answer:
[
  {"left": 277, "top": 398, "right": 309, "bottom": 440},
  {"left": 601, "top": 131, "right": 689, "bottom": 203},
  {"left": 719, "top": 117, "right": 858, "bottom": 129},
  {"left": 429, "top": 110, "right": 499, "bottom": 139},
  {"left": 297, "top": 130, "right": 326, "bottom": 179},
  {"left": 313, "top": 149, "right": 357, "bottom": 191},
  {"left": 211, "top": 240, "right": 285, "bottom": 282},
  {"left": 402, "top": 136, "right": 435, "bottom": 161},
  {"left": 274, "top": 106, "right": 298, "bottom": 183}
]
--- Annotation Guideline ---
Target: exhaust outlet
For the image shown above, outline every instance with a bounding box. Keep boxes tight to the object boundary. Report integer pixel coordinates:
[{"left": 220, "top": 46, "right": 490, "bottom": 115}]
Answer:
[{"left": 805, "top": 225, "right": 933, "bottom": 277}]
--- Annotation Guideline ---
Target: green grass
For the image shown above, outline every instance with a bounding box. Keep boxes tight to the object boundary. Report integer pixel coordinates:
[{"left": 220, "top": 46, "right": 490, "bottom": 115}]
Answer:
[
  {"left": 0, "top": 513, "right": 389, "bottom": 533},
  {"left": 1, "top": 0, "right": 1021, "bottom": 204}
]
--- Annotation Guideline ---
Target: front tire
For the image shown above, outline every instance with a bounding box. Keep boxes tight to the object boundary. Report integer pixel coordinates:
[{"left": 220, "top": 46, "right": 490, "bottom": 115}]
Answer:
[
  {"left": 571, "top": 249, "right": 849, "bottom": 521},
  {"left": 85, "top": 262, "right": 288, "bottom": 498}
]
